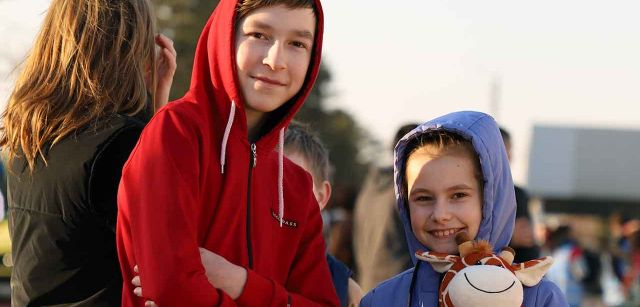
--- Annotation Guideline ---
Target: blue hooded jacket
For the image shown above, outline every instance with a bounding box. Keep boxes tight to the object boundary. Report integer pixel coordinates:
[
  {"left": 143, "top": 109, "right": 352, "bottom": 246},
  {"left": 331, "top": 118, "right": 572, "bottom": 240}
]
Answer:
[{"left": 360, "top": 111, "right": 567, "bottom": 307}]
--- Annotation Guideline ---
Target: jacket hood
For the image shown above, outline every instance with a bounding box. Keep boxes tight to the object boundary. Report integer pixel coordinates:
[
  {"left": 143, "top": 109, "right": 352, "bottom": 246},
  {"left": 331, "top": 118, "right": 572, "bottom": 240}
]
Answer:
[
  {"left": 184, "top": 0, "right": 324, "bottom": 146},
  {"left": 394, "top": 111, "right": 516, "bottom": 265}
]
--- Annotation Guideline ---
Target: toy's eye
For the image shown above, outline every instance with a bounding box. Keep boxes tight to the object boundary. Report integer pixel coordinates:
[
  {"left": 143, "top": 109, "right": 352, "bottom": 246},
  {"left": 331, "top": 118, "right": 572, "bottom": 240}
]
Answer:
[{"left": 476, "top": 260, "right": 482, "bottom": 265}]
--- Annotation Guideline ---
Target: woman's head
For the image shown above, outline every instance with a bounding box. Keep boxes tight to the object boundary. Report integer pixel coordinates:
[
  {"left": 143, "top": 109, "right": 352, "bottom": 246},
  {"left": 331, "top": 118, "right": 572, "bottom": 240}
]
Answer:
[
  {"left": 402, "top": 130, "right": 484, "bottom": 254},
  {"left": 1, "top": 0, "right": 157, "bottom": 170}
]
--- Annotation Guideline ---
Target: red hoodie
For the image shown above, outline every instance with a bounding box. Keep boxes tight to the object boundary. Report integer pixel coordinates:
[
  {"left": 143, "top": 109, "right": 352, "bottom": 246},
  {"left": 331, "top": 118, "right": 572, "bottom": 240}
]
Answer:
[{"left": 116, "top": 0, "right": 338, "bottom": 305}]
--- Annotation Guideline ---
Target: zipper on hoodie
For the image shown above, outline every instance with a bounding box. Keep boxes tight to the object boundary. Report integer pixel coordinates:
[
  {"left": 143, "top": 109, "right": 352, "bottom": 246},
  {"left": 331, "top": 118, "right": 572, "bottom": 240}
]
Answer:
[{"left": 246, "top": 143, "right": 257, "bottom": 269}]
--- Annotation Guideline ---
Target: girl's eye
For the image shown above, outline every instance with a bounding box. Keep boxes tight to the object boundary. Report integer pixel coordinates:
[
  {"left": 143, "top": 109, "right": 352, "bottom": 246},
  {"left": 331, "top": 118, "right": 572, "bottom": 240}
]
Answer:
[
  {"left": 452, "top": 192, "right": 467, "bottom": 199},
  {"left": 414, "top": 195, "right": 434, "bottom": 202}
]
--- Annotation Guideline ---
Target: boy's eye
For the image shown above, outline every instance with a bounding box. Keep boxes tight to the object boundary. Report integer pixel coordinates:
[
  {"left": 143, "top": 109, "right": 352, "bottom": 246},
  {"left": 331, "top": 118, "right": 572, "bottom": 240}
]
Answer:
[
  {"left": 290, "top": 41, "right": 308, "bottom": 49},
  {"left": 248, "top": 32, "right": 267, "bottom": 40},
  {"left": 451, "top": 192, "right": 467, "bottom": 199}
]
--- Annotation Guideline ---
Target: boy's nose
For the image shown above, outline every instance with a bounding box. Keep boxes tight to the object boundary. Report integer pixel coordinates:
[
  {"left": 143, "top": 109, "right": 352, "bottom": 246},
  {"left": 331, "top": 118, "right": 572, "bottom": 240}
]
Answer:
[{"left": 263, "top": 42, "right": 286, "bottom": 71}]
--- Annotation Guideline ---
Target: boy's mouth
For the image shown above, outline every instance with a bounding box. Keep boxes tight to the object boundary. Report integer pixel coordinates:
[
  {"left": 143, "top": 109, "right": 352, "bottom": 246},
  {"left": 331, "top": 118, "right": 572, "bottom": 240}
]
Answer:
[
  {"left": 429, "top": 228, "right": 463, "bottom": 238},
  {"left": 253, "top": 76, "right": 286, "bottom": 86}
]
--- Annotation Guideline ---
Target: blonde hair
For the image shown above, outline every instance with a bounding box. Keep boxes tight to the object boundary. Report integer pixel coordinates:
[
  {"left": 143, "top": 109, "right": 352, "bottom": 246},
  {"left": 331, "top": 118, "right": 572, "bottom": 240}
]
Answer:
[
  {"left": 403, "top": 130, "right": 484, "bottom": 197},
  {"left": 0, "top": 0, "right": 157, "bottom": 170}
]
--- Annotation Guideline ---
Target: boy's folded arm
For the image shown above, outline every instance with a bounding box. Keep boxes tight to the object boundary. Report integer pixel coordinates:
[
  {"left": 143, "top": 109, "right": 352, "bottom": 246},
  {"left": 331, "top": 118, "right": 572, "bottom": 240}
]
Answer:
[
  {"left": 235, "top": 191, "right": 339, "bottom": 307},
  {"left": 120, "top": 110, "right": 235, "bottom": 306}
]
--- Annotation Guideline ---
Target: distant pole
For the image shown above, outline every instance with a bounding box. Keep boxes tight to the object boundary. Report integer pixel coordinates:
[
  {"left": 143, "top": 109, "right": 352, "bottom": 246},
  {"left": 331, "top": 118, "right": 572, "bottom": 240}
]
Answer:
[{"left": 490, "top": 75, "right": 501, "bottom": 122}]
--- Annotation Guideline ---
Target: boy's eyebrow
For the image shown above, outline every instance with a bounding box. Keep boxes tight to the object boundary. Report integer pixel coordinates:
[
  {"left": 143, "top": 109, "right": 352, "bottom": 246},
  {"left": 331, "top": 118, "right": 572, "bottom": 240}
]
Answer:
[
  {"left": 293, "top": 29, "right": 314, "bottom": 41},
  {"left": 246, "top": 21, "right": 314, "bottom": 40}
]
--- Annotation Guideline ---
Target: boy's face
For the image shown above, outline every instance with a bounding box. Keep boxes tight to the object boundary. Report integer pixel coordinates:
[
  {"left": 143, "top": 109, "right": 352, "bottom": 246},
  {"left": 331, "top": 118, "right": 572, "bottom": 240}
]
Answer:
[
  {"left": 235, "top": 5, "right": 316, "bottom": 126},
  {"left": 406, "top": 151, "right": 482, "bottom": 254}
]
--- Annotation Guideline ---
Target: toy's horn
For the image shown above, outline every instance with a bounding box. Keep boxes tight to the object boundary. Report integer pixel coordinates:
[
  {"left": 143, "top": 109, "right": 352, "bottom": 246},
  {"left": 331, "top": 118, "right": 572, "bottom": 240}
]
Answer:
[
  {"left": 455, "top": 232, "right": 473, "bottom": 257},
  {"left": 499, "top": 246, "right": 515, "bottom": 265}
]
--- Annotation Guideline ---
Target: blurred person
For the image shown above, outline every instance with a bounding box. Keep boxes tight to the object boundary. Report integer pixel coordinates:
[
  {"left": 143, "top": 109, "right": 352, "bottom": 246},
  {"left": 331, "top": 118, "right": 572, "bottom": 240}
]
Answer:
[
  {"left": 352, "top": 123, "right": 417, "bottom": 291},
  {"left": 500, "top": 127, "right": 541, "bottom": 262},
  {"left": 0, "top": 0, "right": 176, "bottom": 305},
  {"left": 612, "top": 216, "right": 640, "bottom": 282},
  {"left": 361, "top": 111, "right": 566, "bottom": 306},
  {"left": 546, "top": 225, "right": 588, "bottom": 307},
  {"left": 116, "top": 0, "right": 339, "bottom": 306},
  {"left": 622, "top": 229, "right": 640, "bottom": 305}
]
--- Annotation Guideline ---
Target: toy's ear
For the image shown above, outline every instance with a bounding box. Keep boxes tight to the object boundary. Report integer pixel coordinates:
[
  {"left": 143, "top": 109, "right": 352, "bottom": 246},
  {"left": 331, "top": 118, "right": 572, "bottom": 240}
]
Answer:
[
  {"left": 415, "top": 251, "right": 459, "bottom": 273},
  {"left": 513, "top": 256, "right": 554, "bottom": 287}
]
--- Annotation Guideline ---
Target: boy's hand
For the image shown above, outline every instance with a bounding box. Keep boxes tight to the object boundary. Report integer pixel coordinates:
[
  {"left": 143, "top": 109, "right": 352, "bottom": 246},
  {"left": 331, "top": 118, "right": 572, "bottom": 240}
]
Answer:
[
  {"left": 153, "top": 33, "right": 177, "bottom": 111},
  {"left": 131, "top": 265, "right": 158, "bottom": 307},
  {"left": 199, "top": 247, "right": 248, "bottom": 300}
]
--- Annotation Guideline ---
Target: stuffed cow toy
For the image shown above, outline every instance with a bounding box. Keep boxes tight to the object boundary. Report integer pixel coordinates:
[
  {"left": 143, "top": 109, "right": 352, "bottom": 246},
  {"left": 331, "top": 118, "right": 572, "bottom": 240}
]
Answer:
[{"left": 416, "top": 233, "right": 554, "bottom": 307}]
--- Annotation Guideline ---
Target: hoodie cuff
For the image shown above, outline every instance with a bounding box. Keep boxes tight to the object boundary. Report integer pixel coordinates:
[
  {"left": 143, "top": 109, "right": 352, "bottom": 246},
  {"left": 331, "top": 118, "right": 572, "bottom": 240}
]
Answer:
[{"left": 235, "top": 269, "right": 276, "bottom": 306}]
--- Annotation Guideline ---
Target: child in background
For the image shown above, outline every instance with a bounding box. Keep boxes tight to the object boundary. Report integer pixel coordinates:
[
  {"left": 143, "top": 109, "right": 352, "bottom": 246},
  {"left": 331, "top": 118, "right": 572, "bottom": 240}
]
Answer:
[
  {"left": 360, "top": 111, "right": 567, "bottom": 306},
  {"left": 283, "top": 122, "right": 363, "bottom": 307}
]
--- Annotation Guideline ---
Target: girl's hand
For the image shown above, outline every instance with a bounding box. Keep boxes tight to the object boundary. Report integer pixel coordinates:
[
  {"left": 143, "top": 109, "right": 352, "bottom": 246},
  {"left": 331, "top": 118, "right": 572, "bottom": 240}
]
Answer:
[
  {"left": 131, "top": 265, "right": 158, "bottom": 307},
  {"left": 153, "top": 34, "right": 177, "bottom": 111}
]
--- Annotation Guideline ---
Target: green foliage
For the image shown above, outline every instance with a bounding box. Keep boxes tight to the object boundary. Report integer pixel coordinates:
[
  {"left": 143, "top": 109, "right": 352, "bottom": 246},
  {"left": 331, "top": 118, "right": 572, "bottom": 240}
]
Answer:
[
  {"left": 154, "top": 0, "right": 220, "bottom": 100},
  {"left": 295, "top": 64, "right": 370, "bottom": 202}
]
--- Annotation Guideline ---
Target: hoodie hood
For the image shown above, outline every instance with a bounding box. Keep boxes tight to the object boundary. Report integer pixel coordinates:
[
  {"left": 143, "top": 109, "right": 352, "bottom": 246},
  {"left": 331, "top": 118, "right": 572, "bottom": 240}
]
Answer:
[
  {"left": 394, "top": 111, "right": 516, "bottom": 265},
  {"left": 185, "top": 0, "right": 324, "bottom": 147}
]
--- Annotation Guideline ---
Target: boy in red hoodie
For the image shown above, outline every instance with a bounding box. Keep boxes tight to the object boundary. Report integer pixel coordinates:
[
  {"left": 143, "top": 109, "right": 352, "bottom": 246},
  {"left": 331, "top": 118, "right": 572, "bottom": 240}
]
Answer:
[{"left": 116, "top": 0, "right": 339, "bottom": 306}]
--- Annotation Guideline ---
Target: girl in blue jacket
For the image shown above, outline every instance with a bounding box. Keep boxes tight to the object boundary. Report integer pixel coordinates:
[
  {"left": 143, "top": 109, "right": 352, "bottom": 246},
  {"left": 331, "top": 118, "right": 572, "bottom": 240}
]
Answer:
[{"left": 360, "top": 111, "right": 568, "bottom": 307}]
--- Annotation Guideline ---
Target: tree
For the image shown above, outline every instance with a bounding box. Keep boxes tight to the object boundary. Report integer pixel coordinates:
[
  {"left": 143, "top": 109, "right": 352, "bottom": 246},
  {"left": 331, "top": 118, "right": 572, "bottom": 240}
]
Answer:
[
  {"left": 295, "top": 64, "right": 371, "bottom": 209},
  {"left": 154, "top": 0, "right": 220, "bottom": 100}
]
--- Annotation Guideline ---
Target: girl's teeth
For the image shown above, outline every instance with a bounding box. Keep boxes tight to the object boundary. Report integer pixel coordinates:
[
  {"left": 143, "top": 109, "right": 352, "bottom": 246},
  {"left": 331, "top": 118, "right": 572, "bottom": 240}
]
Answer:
[{"left": 434, "top": 229, "right": 457, "bottom": 237}]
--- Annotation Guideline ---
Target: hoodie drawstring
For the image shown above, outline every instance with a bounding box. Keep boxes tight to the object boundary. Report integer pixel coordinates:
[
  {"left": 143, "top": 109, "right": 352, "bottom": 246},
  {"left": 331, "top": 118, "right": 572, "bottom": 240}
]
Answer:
[
  {"left": 219, "top": 101, "right": 285, "bottom": 227},
  {"left": 278, "top": 127, "right": 285, "bottom": 227},
  {"left": 220, "top": 101, "right": 236, "bottom": 174}
]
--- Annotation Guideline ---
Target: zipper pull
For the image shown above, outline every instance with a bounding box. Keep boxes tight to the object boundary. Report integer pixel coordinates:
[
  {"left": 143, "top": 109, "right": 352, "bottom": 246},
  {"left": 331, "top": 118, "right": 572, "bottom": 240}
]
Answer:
[{"left": 251, "top": 143, "right": 257, "bottom": 168}]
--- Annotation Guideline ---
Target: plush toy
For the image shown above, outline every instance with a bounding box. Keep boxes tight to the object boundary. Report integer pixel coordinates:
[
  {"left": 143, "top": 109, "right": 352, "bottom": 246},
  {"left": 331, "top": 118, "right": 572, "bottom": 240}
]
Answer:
[{"left": 416, "top": 233, "right": 554, "bottom": 307}]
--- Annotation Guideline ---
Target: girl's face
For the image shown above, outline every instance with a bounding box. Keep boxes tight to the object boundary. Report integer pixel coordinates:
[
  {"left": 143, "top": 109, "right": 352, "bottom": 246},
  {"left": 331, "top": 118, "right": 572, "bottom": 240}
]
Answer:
[{"left": 406, "top": 151, "right": 482, "bottom": 254}]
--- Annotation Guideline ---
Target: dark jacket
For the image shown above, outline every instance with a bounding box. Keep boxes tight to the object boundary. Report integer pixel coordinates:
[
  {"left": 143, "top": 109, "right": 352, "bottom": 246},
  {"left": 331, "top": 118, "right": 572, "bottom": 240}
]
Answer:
[{"left": 8, "top": 114, "right": 144, "bottom": 306}]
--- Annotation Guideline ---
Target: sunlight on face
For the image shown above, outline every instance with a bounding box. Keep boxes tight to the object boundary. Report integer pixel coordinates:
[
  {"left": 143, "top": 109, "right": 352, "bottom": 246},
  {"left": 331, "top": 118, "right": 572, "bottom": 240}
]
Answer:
[
  {"left": 235, "top": 5, "right": 316, "bottom": 127},
  {"left": 406, "top": 151, "right": 482, "bottom": 254}
]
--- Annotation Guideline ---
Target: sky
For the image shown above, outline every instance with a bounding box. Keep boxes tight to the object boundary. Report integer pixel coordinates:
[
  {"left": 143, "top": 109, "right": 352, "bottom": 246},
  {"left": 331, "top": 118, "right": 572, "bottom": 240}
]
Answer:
[{"left": 1, "top": 0, "right": 640, "bottom": 184}]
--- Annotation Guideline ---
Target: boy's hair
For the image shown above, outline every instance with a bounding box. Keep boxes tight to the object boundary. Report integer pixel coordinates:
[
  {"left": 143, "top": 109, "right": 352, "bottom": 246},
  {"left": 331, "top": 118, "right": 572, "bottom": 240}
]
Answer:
[
  {"left": 236, "top": 0, "right": 317, "bottom": 20},
  {"left": 402, "top": 130, "right": 484, "bottom": 198},
  {"left": 283, "top": 122, "right": 331, "bottom": 185},
  {"left": 1, "top": 0, "right": 157, "bottom": 171}
]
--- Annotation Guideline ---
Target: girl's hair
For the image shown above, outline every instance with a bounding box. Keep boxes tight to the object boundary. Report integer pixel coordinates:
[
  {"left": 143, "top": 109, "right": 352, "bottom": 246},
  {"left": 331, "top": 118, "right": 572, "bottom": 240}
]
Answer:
[
  {"left": 402, "top": 130, "right": 483, "bottom": 198},
  {"left": 1, "top": 0, "right": 157, "bottom": 171},
  {"left": 236, "top": 0, "right": 317, "bottom": 21},
  {"left": 283, "top": 121, "right": 331, "bottom": 185}
]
